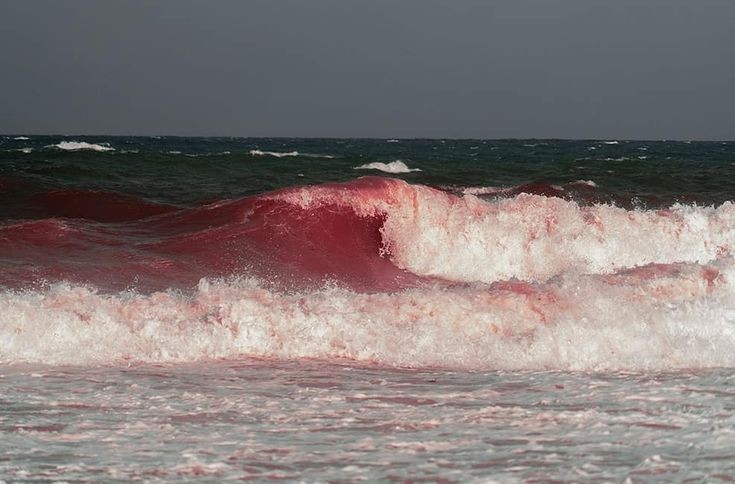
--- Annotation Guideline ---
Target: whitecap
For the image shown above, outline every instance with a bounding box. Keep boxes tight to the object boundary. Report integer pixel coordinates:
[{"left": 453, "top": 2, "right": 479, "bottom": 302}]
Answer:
[
  {"left": 47, "top": 141, "right": 115, "bottom": 152},
  {"left": 354, "top": 160, "right": 421, "bottom": 174},
  {"left": 249, "top": 149, "right": 300, "bottom": 158}
]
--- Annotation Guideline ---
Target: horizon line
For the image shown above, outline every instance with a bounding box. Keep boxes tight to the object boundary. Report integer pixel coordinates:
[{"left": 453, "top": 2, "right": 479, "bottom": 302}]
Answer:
[{"left": 3, "top": 133, "right": 734, "bottom": 143}]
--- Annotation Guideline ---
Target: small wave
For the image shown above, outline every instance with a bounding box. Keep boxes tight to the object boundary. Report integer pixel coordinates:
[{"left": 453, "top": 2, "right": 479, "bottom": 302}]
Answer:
[
  {"left": 184, "top": 151, "right": 232, "bottom": 158},
  {"left": 386, "top": 139, "right": 400, "bottom": 143},
  {"left": 10, "top": 147, "right": 33, "bottom": 154},
  {"left": 249, "top": 149, "right": 334, "bottom": 159},
  {"left": 570, "top": 179, "right": 597, "bottom": 187},
  {"left": 354, "top": 161, "right": 421, "bottom": 174},
  {"left": 13, "top": 136, "right": 30, "bottom": 140},
  {"left": 47, "top": 141, "right": 115, "bottom": 152},
  {"left": 602, "top": 141, "right": 620, "bottom": 145}
]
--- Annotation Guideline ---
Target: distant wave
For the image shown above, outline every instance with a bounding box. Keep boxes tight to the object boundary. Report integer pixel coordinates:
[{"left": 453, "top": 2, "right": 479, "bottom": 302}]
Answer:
[
  {"left": 13, "top": 136, "right": 30, "bottom": 140},
  {"left": 354, "top": 160, "right": 421, "bottom": 174},
  {"left": 249, "top": 150, "right": 300, "bottom": 158},
  {"left": 249, "top": 150, "right": 334, "bottom": 159},
  {"left": 47, "top": 141, "right": 115, "bottom": 152}
]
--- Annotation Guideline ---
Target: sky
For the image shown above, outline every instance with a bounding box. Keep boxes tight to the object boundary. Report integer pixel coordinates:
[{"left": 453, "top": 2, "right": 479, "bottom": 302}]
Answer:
[{"left": 1, "top": 0, "right": 734, "bottom": 139}]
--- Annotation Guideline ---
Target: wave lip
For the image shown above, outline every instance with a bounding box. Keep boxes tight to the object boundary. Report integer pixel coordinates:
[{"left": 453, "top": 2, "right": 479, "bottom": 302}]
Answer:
[
  {"left": 47, "top": 141, "right": 115, "bottom": 152},
  {"left": 354, "top": 160, "right": 421, "bottom": 174}
]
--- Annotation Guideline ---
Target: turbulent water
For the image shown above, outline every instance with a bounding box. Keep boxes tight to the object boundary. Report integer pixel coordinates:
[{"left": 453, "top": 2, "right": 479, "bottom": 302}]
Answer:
[{"left": 1, "top": 135, "right": 735, "bottom": 480}]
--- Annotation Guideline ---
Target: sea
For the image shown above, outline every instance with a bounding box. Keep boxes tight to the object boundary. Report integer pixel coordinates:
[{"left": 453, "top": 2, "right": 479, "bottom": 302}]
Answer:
[{"left": 1, "top": 135, "right": 735, "bottom": 481}]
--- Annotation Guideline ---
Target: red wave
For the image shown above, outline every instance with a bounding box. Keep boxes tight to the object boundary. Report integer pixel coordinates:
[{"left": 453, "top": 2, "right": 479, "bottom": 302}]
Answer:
[{"left": 0, "top": 179, "right": 424, "bottom": 292}]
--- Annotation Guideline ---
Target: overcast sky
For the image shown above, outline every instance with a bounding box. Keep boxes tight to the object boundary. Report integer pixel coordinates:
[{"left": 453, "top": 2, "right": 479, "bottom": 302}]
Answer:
[{"left": 2, "top": 0, "right": 734, "bottom": 139}]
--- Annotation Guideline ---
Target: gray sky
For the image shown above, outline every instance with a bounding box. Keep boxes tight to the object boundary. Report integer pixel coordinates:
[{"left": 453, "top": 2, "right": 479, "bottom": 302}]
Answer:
[{"left": 2, "top": 0, "right": 734, "bottom": 139}]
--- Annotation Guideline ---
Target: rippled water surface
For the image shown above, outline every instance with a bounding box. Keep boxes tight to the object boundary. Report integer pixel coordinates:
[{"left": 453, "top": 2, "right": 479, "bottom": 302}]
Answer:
[{"left": 2, "top": 360, "right": 734, "bottom": 481}]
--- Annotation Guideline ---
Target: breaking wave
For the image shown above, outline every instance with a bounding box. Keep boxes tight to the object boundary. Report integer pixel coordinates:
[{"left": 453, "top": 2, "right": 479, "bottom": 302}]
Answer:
[{"left": 2, "top": 177, "right": 735, "bottom": 370}]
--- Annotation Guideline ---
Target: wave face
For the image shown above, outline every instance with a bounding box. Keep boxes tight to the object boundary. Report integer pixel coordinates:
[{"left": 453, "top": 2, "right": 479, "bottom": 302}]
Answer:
[{"left": 2, "top": 176, "right": 735, "bottom": 369}]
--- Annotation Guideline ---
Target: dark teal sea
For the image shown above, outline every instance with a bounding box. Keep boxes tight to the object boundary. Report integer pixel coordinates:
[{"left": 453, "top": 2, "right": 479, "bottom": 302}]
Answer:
[{"left": 3, "top": 136, "right": 735, "bottom": 209}]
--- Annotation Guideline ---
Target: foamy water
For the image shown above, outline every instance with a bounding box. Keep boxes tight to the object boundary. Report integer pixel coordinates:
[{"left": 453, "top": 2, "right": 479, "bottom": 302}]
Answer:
[
  {"left": 2, "top": 361, "right": 734, "bottom": 481},
  {"left": 2, "top": 256, "right": 734, "bottom": 370}
]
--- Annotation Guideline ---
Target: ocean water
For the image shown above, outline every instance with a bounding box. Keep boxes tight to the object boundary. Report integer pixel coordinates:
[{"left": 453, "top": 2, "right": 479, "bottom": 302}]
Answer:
[{"left": 1, "top": 136, "right": 735, "bottom": 480}]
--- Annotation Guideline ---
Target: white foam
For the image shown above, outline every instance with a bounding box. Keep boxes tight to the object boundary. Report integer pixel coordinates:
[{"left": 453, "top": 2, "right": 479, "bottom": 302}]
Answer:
[
  {"left": 13, "top": 136, "right": 30, "bottom": 140},
  {"left": 47, "top": 141, "right": 115, "bottom": 152},
  {"left": 354, "top": 161, "right": 421, "bottom": 174},
  {"left": 386, "top": 139, "right": 400, "bottom": 143},
  {"left": 13, "top": 147, "right": 33, "bottom": 154},
  {"left": 2, "top": 259, "right": 735, "bottom": 370},
  {"left": 602, "top": 141, "right": 619, "bottom": 145}
]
